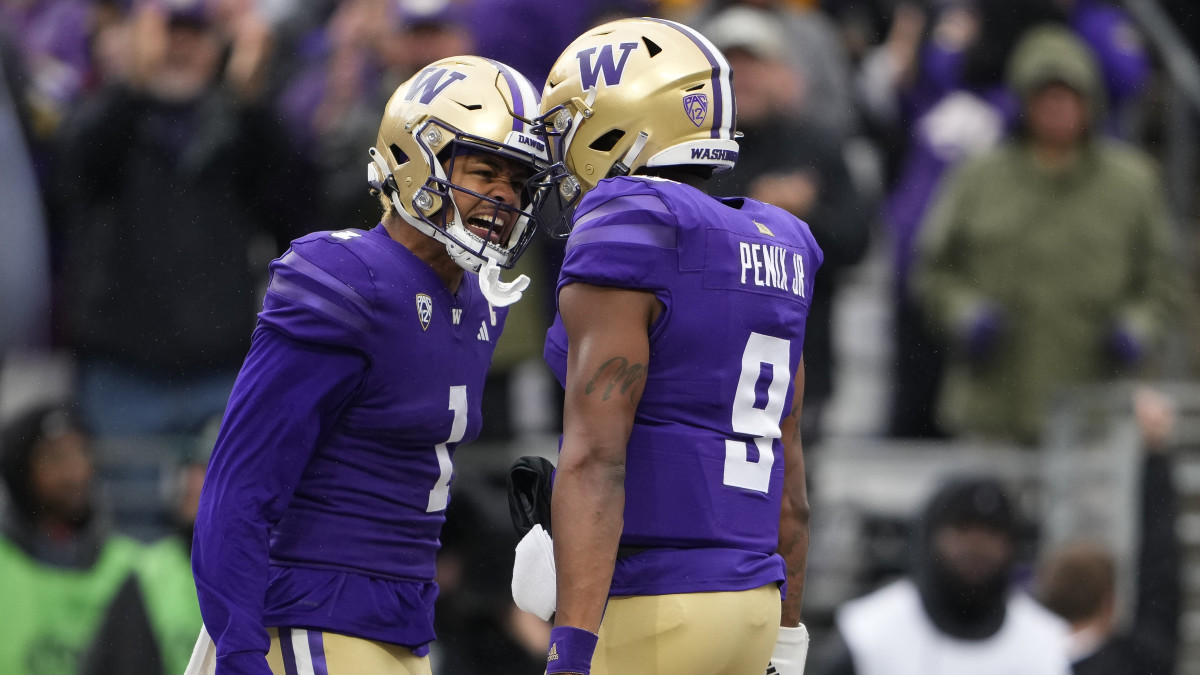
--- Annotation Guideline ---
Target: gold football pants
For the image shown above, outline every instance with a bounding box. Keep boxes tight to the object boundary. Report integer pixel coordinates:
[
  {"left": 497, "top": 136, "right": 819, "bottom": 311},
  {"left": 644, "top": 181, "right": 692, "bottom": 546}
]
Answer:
[
  {"left": 589, "top": 584, "right": 781, "bottom": 675},
  {"left": 265, "top": 627, "right": 431, "bottom": 675}
]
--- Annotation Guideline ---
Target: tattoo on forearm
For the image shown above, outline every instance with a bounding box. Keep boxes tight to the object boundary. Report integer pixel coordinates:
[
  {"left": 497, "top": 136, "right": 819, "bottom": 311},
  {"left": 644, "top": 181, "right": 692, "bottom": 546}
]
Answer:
[{"left": 584, "top": 357, "right": 647, "bottom": 402}]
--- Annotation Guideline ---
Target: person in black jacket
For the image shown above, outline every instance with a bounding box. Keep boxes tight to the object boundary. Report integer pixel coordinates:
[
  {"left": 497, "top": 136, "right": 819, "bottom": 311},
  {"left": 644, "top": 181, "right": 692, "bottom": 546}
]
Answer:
[
  {"left": 55, "top": 1, "right": 311, "bottom": 438},
  {"left": 1036, "top": 387, "right": 1181, "bottom": 675}
]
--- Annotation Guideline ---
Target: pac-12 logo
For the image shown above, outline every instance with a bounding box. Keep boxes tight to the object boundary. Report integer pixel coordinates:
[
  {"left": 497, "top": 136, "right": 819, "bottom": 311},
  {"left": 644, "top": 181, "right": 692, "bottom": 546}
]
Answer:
[
  {"left": 416, "top": 294, "right": 433, "bottom": 330},
  {"left": 683, "top": 93, "right": 708, "bottom": 126},
  {"left": 576, "top": 42, "right": 638, "bottom": 88},
  {"left": 405, "top": 67, "right": 468, "bottom": 104}
]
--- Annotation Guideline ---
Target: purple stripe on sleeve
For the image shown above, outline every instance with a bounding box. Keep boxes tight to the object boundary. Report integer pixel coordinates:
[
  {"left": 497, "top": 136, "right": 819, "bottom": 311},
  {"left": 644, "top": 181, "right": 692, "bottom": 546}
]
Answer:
[
  {"left": 573, "top": 194, "right": 673, "bottom": 230},
  {"left": 309, "top": 631, "right": 329, "bottom": 675},
  {"left": 267, "top": 274, "right": 373, "bottom": 336},
  {"left": 279, "top": 628, "right": 300, "bottom": 675},
  {"left": 277, "top": 250, "right": 370, "bottom": 310},
  {"left": 645, "top": 18, "right": 724, "bottom": 139},
  {"left": 567, "top": 221, "right": 677, "bottom": 251}
]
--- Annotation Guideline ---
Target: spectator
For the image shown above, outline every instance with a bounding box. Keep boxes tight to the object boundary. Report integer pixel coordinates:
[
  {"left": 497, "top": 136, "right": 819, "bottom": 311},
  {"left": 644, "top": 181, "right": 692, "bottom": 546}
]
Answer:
[
  {"left": 821, "top": 476, "right": 1071, "bottom": 675},
  {"left": 55, "top": 0, "right": 309, "bottom": 437},
  {"left": 690, "top": 0, "right": 859, "bottom": 140},
  {"left": 81, "top": 432, "right": 212, "bottom": 675},
  {"left": 870, "top": 0, "right": 1066, "bottom": 439},
  {"left": 704, "top": 4, "right": 871, "bottom": 447},
  {"left": 277, "top": 0, "right": 399, "bottom": 234},
  {"left": 1036, "top": 387, "right": 1181, "bottom": 675},
  {"left": 911, "top": 25, "right": 1180, "bottom": 445},
  {"left": 0, "top": 403, "right": 142, "bottom": 675}
]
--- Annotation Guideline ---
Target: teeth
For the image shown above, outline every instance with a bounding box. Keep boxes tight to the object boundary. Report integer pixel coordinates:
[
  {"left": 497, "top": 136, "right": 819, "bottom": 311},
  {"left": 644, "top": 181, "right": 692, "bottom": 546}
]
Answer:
[{"left": 470, "top": 214, "right": 504, "bottom": 229}]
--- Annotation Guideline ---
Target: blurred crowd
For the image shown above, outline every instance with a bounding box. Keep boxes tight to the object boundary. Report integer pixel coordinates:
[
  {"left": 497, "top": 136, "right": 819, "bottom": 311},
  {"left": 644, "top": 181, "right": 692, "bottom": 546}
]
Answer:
[{"left": 0, "top": 0, "right": 1198, "bottom": 673}]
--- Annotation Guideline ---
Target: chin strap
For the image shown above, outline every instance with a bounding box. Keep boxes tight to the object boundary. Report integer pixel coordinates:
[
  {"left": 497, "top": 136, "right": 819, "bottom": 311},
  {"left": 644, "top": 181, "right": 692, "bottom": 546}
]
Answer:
[{"left": 478, "top": 257, "right": 530, "bottom": 310}]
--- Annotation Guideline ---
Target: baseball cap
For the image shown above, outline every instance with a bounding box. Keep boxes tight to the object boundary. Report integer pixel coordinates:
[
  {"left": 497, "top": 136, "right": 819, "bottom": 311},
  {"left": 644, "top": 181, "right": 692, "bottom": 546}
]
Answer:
[{"left": 703, "top": 5, "right": 791, "bottom": 63}]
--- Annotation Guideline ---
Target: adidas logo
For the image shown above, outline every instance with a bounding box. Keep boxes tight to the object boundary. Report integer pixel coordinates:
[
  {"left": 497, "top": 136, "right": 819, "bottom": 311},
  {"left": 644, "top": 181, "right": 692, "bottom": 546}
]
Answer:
[
  {"left": 477, "top": 321, "right": 490, "bottom": 342},
  {"left": 547, "top": 643, "right": 559, "bottom": 662}
]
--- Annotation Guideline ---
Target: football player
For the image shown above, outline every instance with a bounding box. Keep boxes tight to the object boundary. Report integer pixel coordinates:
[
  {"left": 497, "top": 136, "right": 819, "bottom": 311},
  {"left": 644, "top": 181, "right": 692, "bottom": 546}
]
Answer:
[
  {"left": 527, "top": 16, "right": 821, "bottom": 675},
  {"left": 189, "top": 55, "right": 546, "bottom": 675}
]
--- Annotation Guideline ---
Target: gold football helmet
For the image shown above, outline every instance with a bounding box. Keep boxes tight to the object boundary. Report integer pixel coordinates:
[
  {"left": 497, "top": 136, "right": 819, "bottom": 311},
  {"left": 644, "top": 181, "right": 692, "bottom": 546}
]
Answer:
[
  {"left": 531, "top": 17, "right": 738, "bottom": 235},
  {"left": 368, "top": 56, "right": 548, "bottom": 273}
]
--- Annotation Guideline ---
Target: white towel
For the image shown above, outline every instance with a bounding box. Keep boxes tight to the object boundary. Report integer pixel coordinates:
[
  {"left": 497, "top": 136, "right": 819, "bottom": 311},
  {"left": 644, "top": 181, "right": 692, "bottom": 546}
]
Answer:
[
  {"left": 511, "top": 524, "right": 557, "bottom": 621},
  {"left": 183, "top": 624, "right": 217, "bottom": 675}
]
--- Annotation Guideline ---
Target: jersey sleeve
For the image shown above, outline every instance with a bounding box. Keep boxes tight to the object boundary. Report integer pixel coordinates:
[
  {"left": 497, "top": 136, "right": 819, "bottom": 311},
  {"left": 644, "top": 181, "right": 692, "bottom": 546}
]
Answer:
[
  {"left": 258, "top": 236, "right": 377, "bottom": 351},
  {"left": 192, "top": 324, "right": 367, "bottom": 673},
  {"left": 557, "top": 178, "right": 680, "bottom": 293}
]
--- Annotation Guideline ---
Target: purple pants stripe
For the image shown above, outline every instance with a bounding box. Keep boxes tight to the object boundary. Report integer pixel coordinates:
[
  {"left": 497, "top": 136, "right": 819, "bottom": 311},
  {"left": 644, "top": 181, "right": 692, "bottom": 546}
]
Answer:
[
  {"left": 279, "top": 628, "right": 300, "bottom": 675},
  {"left": 308, "top": 630, "right": 329, "bottom": 675}
]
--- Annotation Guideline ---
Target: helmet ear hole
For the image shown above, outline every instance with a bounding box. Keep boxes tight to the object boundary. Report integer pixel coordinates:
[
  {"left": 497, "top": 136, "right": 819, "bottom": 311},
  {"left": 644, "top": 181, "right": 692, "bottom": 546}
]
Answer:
[
  {"left": 642, "top": 37, "right": 662, "bottom": 57},
  {"left": 389, "top": 144, "right": 408, "bottom": 165},
  {"left": 589, "top": 129, "right": 626, "bottom": 152}
]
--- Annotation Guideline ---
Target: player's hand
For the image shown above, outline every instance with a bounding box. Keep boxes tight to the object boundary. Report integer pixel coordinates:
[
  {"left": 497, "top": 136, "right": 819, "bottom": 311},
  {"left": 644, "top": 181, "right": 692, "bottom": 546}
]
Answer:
[{"left": 765, "top": 624, "right": 809, "bottom": 675}]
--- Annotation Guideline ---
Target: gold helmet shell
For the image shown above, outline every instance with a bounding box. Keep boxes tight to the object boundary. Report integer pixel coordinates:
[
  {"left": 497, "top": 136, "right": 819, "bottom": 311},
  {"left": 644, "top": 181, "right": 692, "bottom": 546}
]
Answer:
[
  {"left": 539, "top": 17, "right": 738, "bottom": 193},
  {"left": 368, "top": 56, "right": 548, "bottom": 272}
]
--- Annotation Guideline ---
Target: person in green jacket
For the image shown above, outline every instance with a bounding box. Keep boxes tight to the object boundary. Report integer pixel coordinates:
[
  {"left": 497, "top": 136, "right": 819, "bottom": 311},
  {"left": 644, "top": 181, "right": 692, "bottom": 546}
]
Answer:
[
  {"left": 81, "top": 430, "right": 211, "bottom": 675},
  {"left": 912, "top": 25, "right": 1181, "bottom": 446},
  {"left": 0, "top": 403, "right": 142, "bottom": 675}
]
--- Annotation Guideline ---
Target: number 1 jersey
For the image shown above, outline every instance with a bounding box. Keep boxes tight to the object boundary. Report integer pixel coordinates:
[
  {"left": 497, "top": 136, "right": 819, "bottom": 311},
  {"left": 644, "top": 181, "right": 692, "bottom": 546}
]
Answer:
[{"left": 194, "top": 224, "right": 505, "bottom": 660}]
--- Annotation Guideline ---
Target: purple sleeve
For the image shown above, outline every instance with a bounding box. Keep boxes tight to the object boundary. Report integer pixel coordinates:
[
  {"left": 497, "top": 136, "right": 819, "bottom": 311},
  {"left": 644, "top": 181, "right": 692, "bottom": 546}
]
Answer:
[
  {"left": 192, "top": 328, "right": 366, "bottom": 674},
  {"left": 557, "top": 183, "right": 678, "bottom": 294},
  {"left": 258, "top": 246, "right": 375, "bottom": 348}
]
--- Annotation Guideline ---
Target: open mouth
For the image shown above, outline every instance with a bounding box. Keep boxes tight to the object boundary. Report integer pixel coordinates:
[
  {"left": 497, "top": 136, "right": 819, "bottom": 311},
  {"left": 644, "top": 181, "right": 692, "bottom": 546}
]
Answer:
[{"left": 466, "top": 213, "right": 509, "bottom": 244}]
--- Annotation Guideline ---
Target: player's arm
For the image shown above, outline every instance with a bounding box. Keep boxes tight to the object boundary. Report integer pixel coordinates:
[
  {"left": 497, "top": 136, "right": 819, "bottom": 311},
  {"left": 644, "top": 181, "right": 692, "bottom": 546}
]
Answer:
[
  {"left": 192, "top": 329, "right": 365, "bottom": 674},
  {"left": 550, "top": 281, "right": 657, "bottom": 673},
  {"left": 768, "top": 358, "right": 811, "bottom": 675},
  {"left": 777, "top": 358, "right": 809, "bottom": 626}
]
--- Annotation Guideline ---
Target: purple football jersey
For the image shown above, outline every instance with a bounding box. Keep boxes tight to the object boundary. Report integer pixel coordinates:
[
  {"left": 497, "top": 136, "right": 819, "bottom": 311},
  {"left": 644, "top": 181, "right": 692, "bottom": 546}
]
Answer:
[
  {"left": 193, "top": 224, "right": 506, "bottom": 668},
  {"left": 545, "top": 176, "right": 823, "bottom": 597}
]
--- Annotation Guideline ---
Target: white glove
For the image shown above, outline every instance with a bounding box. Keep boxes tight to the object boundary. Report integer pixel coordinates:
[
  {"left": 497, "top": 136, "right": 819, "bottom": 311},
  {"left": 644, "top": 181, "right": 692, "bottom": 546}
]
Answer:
[
  {"left": 765, "top": 624, "right": 809, "bottom": 675},
  {"left": 511, "top": 524, "right": 556, "bottom": 621}
]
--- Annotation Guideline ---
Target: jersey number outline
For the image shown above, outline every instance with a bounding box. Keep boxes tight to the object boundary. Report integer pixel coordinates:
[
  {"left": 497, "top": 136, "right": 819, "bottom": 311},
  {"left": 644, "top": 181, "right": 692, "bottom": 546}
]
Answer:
[
  {"left": 723, "top": 333, "right": 791, "bottom": 493},
  {"left": 427, "top": 385, "right": 467, "bottom": 512}
]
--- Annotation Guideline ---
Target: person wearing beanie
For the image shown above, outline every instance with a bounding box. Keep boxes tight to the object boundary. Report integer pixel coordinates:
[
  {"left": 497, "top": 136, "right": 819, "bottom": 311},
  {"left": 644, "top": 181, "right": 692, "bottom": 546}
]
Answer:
[
  {"left": 0, "top": 403, "right": 143, "bottom": 675},
  {"left": 911, "top": 25, "right": 1181, "bottom": 446},
  {"left": 819, "top": 476, "right": 1072, "bottom": 675}
]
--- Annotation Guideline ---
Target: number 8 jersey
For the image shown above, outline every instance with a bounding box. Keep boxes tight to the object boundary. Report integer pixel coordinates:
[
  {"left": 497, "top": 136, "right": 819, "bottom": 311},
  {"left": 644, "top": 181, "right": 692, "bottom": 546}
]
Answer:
[{"left": 544, "top": 176, "right": 823, "bottom": 597}]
